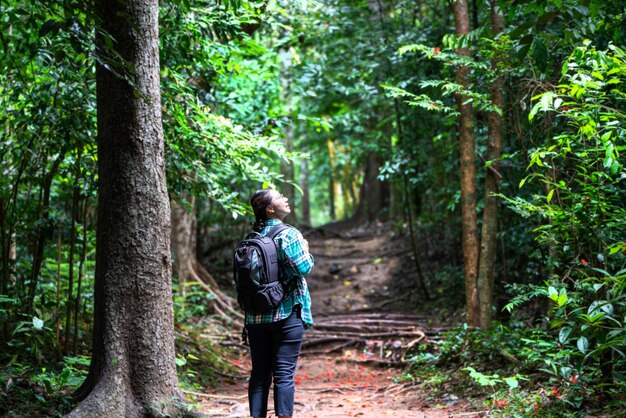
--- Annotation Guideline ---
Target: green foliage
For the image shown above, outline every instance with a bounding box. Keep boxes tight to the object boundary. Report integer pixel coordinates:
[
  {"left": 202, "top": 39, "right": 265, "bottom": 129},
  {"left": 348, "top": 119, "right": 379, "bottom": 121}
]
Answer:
[
  {"left": 503, "top": 42, "right": 626, "bottom": 410},
  {"left": 0, "top": 356, "right": 89, "bottom": 416},
  {"left": 160, "top": 0, "right": 292, "bottom": 216},
  {"left": 173, "top": 282, "right": 214, "bottom": 323}
]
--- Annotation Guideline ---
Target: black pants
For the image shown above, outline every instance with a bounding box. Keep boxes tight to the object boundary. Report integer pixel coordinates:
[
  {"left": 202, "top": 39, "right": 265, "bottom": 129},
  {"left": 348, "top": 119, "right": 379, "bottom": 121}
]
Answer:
[{"left": 247, "top": 310, "right": 304, "bottom": 417}]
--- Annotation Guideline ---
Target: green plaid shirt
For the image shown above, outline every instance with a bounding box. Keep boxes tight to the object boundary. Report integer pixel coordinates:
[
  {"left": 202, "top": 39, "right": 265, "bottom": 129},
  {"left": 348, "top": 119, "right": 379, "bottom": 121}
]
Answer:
[{"left": 245, "top": 219, "right": 314, "bottom": 330}]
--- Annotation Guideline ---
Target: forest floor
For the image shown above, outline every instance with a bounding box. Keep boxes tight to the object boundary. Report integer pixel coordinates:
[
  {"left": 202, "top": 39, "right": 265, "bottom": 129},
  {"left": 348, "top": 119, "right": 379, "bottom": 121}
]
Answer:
[{"left": 196, "top": 225, "right": 483, "bottom": 417}]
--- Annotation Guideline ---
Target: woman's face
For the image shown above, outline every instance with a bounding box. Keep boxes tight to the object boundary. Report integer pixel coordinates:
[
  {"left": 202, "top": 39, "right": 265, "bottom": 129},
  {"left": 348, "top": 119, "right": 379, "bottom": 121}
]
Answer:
[{"left": 266, "top": 190, "right": 291, "bottom": 220}]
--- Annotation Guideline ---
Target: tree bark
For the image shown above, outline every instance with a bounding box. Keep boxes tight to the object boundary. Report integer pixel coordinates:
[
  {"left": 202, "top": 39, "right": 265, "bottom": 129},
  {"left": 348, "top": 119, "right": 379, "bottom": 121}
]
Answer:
[
  {"left": 477, "top": 1, "right": 505, "bottom": 329},
  {"left": 69, "top": 0, "right": 185, "bottom": 416},
  {"left": 452, "top": 0, "right": 480, "bottom": 327}
]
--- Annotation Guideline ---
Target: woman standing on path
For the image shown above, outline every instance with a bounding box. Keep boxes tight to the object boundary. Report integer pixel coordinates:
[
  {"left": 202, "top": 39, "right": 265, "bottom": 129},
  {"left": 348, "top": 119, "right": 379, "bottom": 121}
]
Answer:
[{"left": 246, "top": 189, "right": 315, "bottom": 418}]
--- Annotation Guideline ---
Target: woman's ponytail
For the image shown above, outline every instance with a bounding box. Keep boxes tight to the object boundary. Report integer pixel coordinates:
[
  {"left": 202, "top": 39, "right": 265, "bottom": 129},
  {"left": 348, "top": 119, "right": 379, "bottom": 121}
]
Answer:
[{"left": 250, "top": 189, "right": 273, "bottom": 232}]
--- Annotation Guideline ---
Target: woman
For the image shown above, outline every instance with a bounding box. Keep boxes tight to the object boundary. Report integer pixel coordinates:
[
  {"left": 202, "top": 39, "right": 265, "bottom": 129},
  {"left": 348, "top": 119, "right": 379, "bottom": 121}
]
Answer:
[{"left": 246, "top": 189, "right": 315, "bottom": 418}]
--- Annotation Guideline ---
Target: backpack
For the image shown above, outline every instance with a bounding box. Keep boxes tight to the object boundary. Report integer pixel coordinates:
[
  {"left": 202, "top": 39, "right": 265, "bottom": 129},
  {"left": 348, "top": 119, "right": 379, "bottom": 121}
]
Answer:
[{"left": 233, "top": 223, "right": 291, "bottom": 314}]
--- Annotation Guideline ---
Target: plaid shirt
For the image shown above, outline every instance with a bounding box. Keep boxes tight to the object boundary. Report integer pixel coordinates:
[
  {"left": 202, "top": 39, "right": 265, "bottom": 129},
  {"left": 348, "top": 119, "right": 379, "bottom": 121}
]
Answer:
[{"left": 245, "top": 219, "right": 314, "bottom": 330}]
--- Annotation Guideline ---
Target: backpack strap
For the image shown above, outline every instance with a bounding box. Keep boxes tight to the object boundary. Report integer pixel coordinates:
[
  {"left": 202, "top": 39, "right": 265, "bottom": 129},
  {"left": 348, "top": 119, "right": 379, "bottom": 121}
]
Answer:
[
  {"left": 266, "top": 223, "right": 300, "bottom": 293},
  {"left": 265, "top": 223, "right": 291, "bottom": 240}
]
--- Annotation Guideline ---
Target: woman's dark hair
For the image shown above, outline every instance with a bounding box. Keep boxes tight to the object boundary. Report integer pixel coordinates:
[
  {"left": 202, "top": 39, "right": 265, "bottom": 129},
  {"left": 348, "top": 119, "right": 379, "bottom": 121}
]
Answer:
[{"left": 250, "top": 189, "right": 274, "bottom": 232}]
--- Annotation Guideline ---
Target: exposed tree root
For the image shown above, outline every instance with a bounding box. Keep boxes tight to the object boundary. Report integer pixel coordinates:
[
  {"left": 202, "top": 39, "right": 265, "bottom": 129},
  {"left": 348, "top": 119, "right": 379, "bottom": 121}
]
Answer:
[{"left": 68, "top": 368, "right": 202, "bottom": 418}]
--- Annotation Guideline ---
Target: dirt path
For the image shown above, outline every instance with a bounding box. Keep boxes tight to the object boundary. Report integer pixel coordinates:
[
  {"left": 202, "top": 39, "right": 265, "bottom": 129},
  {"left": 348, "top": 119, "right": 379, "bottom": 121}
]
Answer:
[{"left": 197, "top": 228, "right": 477, "bottom": 417}]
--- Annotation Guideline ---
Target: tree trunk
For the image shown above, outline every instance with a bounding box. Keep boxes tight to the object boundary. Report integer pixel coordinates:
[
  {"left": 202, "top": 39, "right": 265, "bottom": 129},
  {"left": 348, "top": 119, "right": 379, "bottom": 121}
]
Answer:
[
  {"left": 327, "top": 140, "right": 337, "bottom": 221},
  {"left": 352, "top": 154, "right": 390, "bottom": 224},
  {"left": 1, "top": 199, "right": 8, "bottom": 340},
  {"left": 404, "top": 176, "right": 431, "bottom": 300},
  {"left": 69, "top": 0, "right": 185, "bottom": 416},
  {"left": 27, "top": 152, "right": 65, "bottom": 314},
  {"left": 171, "top": 196, "right": 196, "bottom": 297},
  {"left": 56, "top": 223, "right": 62, "bottom": 346},
  {"left": 0, "top": 199, "right": 5, "bottom": 298},
  {"left": 65, "top": 166, "right": 80, "bottom": 354},
  {"left": 477, "top": 1, "right": 505, "bottom": 329},
  {"left": 452, "top": 0, "right": 480, "bottom": 327},
  {"left": 300, "top": 158, "right": 311, "bottom": 226},
  {"left": 281, "top": 123, "right": 297, "bottom": 223},
  {"left": 74, "top": 197, "right": 89, "bottom": 354}
]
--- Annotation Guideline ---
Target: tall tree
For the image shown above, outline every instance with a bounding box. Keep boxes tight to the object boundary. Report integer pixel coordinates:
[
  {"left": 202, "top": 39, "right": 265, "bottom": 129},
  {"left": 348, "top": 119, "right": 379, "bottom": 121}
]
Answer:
[
  {"left": 477, "top": 0, "right": 505, "bottom": 328},
  {"left": 68, "top": 0, "right": 184, "bottom": 415},
  {"left": 452, "top": 0, "right": 480, "bottom": 326}
]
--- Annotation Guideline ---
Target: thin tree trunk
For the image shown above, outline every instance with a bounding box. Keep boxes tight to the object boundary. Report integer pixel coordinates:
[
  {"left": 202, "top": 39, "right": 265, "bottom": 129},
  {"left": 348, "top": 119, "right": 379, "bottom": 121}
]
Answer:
[
  {"left": 56, "top": 223, "right": 62, "bottom": 346},
  {"left": 0, "top": 199, "right": 6, "bottom": 298},
  {"left": 27, "top": 152, "right": 65, "bottom": 314},
  {"left": 65, "top": 169, "right": 80, "bottom": 354},
  {"left": 69, "top": 0, "right": 185, "bottom": 415},
  {"left": 404, "top": 176, "right": 431, "bottom": 300},
  {"left": 471, "top": 0, "right": 478, "bottom": 30},
  {"left": 74, "top": 197, "right": 89, "bottom": 355},
  {"left": 328, "top": 139, "right": 337, "bottom": 221},
  {"left": 281, "top": 126, "right": 297, "bottom": 224},
  {"left": 453, "top": 0, "right": 480, "bottom": 327},
  {"left": 300, "top": 158, "right": 311, "bottom": 226},
  {"left": 1, "top": 199, "right": 9, "bottom": 340},
  {"left": 477, "top": 1, "right": 505, "bottom": 329},
  {"left": 171, "top": 196, "right": 196, "bottom": 298}
]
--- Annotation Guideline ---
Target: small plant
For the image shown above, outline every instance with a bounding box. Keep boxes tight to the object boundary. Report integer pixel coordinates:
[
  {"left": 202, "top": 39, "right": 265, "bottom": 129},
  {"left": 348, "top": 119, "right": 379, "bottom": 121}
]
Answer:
[{"left": 463, "top": 367, "right": 543, "bottom": 417}]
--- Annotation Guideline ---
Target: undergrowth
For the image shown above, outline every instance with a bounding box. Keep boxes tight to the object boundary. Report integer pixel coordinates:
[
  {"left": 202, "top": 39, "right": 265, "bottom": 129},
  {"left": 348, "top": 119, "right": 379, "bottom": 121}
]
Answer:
[
  {"left": 402, "top": 321, "right": 626, "bottom": 417},
  {"left": 0, "top": 281, "right": 237, "bottom": 417}
]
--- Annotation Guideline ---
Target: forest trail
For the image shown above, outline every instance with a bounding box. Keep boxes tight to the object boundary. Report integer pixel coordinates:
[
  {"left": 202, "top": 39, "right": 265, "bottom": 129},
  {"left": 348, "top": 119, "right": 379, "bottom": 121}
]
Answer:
[{"left": 197, "top": 227, "right": 479, "bottom": 417}]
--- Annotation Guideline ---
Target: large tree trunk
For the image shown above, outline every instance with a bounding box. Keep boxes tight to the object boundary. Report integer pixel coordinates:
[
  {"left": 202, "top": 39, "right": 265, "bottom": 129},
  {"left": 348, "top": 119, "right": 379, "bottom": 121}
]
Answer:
[
  {"left": 477, "top": 1, "right": 505, "bottom": 329},
  {"left": 68, "top": 0, "right": 184, "bottom": 416},
  {"left": 452, "top": 0, "right": 480, "bottom": 327}
]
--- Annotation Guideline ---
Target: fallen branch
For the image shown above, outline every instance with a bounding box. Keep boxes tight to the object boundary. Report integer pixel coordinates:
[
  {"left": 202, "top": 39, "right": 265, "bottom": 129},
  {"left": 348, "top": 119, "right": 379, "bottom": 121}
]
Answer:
[{"left": 182, "top": 389, "right": 247, "bottom": 400}]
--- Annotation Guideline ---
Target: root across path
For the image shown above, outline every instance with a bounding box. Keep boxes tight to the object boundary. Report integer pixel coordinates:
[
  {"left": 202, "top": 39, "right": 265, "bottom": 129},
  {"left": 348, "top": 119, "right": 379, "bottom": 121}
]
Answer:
[{"left": 197, "top": 226, "right": 480, "bottom": 417}]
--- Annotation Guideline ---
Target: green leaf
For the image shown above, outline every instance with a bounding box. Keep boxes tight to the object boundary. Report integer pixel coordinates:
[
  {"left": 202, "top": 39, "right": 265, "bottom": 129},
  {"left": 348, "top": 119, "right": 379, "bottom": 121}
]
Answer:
[
  {"left": 548, "top": 286, "right": 558, "bottom": 299},
  {"left": 32, "top": 317, "right": 44, "bottom": 330},
  {"left": 559, "top": 327, "right": 572, "bottom": 343},
  {"left": 577, "top": 336, "right": 588, "bottom": 354},
  {"left": 504, "top": 377, "right": 519, "bottom": 389}
]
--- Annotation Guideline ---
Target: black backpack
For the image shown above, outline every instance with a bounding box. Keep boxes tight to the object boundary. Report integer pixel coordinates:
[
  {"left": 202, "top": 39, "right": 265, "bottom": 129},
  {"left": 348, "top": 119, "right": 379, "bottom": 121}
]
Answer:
[{"left": 233, "top": 224, "right": 291, "bottom": 314}]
